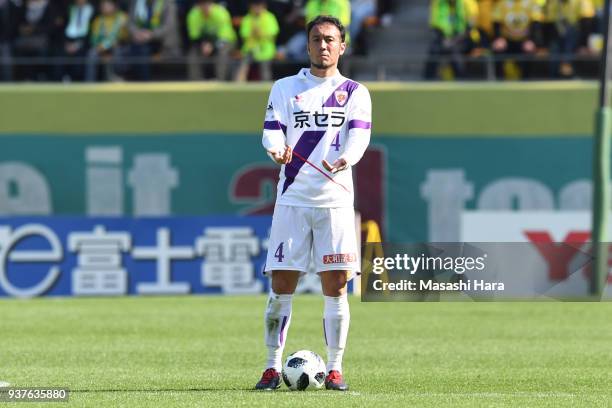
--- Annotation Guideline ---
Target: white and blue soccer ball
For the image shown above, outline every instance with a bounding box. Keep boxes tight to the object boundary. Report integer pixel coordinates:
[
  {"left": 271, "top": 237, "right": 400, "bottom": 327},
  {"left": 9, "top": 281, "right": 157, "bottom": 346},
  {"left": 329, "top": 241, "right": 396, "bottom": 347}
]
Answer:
[{"left": 282, "top": 350, "right": 326, "bottom": 391}]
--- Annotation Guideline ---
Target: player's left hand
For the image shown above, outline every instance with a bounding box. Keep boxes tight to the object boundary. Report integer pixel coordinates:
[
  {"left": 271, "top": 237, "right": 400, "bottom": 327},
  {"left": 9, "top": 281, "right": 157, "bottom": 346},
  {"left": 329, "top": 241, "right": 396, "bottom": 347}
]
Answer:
[{"left": 322, "top": 158, "right": 348, "bottom": 174}]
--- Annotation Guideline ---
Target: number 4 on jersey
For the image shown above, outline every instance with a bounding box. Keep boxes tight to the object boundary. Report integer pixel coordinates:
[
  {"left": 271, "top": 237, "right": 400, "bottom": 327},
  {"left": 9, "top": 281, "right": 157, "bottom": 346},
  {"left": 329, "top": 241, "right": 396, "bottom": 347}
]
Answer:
[
  {"left": 331, "top": 133, "right": 341, "bottom": 151},
  {"left": 275, "top": 242, "right": 285, "bottom": 262}
]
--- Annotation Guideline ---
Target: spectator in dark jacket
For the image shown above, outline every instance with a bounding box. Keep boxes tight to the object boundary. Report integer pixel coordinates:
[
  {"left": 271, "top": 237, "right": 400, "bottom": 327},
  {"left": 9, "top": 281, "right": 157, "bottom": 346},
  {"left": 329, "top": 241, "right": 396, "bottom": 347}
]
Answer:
[
  {"left": 57, "top": 0, "right": 95, "bottom": 81},
  {"left": 128, "top": 0, "right": 179, "bottom": 80},
  {"left": 13, "top": 0, "right": 61, "bottom": 80},
  {"left": 0, "top": 0, "right": 18, "bottom": 81}
]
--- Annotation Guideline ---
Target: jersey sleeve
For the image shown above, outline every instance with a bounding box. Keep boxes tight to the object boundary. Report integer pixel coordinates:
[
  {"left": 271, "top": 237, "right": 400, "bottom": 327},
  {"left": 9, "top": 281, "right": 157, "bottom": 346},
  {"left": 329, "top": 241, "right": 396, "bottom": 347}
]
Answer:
[
  {"left": 340, "top": 84, "right": 372, "bottom": 166},
  {"left": 262, "top": 81, "right": 288, "bottom": 157}
]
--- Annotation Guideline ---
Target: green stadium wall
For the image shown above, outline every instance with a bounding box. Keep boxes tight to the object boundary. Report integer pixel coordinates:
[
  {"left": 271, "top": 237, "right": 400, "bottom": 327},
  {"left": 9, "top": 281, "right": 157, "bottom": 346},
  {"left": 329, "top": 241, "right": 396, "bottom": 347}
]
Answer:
[{"left": 0, "top": 82, "right": 600, "bottom": 242}]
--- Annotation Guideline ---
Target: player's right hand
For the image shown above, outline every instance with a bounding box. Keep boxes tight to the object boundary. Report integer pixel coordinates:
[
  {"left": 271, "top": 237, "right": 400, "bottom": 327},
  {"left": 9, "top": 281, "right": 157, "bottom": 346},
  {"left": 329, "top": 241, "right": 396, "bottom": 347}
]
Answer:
[{"left": 268, "top": 145, "right": 293, "bottom": 165}]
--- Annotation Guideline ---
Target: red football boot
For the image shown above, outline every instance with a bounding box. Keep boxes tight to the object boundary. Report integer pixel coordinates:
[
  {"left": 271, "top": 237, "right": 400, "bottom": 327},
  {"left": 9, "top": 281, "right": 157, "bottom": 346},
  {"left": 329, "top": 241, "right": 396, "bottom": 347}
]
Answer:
[
  {"left": 255, "top": 368, "right": 281, "bottom": 390},
  {"left": 325, "top": 370, "right": 349, "bottom": 391}
]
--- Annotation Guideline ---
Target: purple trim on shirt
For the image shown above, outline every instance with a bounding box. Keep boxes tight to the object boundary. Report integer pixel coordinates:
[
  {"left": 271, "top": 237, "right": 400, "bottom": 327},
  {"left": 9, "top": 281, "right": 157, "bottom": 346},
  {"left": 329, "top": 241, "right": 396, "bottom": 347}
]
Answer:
[
  {"left": 264, "top": 120, "right": 287, "bottom": 135},
  {"left": 264, "top": 120, "right": 281, "bottom": 130},
  {"left": 282, "top": 130, "right": 326, "bottom": 194},
  {"left": 348, "top": 119, "right": 371, "bottom": 130},
  {"left": 323, "top": 80, "right": 360, "bottom": 108},
  {"left": 264, "top": 120, "right": 286, "bottom": 131},
  {"left": 279, "top": 315, "right": 288, "bottom": 345}
]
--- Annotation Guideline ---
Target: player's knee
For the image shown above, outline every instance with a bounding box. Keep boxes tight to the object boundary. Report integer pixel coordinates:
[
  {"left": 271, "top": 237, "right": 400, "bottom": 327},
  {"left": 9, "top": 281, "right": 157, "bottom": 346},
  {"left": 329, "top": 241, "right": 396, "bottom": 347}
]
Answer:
[
  {"left": 321, "top": 271, "right": 348, "bottom": 297},
  {"left": 272, "top": 281, "right": 294, "bottom": 295},
  {"left": 323, "top": 284, "right": 347, "bottom": 297},
  {"left": 271, "top": 270, "right": 299, "bottom": 294}
]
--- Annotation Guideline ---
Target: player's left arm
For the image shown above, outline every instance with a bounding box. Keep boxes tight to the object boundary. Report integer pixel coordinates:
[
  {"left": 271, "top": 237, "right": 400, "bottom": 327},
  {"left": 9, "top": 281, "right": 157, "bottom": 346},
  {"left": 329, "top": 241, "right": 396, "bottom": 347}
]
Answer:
[{"left": 322, "top": 84, "right": 372, "bottom": 173}]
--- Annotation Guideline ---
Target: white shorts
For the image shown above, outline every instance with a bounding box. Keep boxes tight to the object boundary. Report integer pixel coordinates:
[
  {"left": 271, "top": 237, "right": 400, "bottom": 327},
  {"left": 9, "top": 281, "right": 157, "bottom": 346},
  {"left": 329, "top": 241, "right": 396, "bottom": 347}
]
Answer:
[{"left": 264, "top": 205, "right": 359, "bottom": 276}]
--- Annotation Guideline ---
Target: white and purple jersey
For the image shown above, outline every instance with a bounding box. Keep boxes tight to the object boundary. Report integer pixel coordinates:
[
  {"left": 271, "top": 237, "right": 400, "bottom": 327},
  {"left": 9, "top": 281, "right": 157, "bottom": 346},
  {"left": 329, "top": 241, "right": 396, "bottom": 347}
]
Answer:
[{"left": 262, "top": 68, "right": 372, "bottom": 208}]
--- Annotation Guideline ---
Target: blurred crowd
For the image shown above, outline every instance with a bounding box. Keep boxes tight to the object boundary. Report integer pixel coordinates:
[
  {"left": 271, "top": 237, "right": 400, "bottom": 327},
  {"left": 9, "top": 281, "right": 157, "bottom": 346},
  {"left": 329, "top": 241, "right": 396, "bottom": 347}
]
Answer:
[
  {"left": 424, "top": 0, "right": 606, "bottom": 80},
  {"left": 0, "top": 0, "right": 394, "bottom": 82},
  {"left": 3, "top": 0, "right": 595, "bottom": 82}
]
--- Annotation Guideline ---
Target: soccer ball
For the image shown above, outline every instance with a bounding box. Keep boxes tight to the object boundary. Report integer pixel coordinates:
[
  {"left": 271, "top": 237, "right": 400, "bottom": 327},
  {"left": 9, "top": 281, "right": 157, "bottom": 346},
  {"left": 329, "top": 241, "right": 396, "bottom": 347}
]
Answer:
[{"left": 282, "top": 350, "right": 326, "bottom": 391}]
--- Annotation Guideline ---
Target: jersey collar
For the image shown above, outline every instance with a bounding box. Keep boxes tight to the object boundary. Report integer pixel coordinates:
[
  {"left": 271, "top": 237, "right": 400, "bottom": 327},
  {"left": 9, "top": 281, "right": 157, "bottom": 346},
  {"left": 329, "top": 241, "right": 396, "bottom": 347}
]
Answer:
[{"left": 299, "top": 68, "right": 343, "bottom": 84}]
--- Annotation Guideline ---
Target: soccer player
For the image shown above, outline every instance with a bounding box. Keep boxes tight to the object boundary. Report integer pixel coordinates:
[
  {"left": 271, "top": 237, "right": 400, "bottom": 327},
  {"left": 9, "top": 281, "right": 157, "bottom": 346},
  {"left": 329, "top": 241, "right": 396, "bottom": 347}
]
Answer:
[{"left": 254, "top": 15, "right": 371, "bottom": 391}]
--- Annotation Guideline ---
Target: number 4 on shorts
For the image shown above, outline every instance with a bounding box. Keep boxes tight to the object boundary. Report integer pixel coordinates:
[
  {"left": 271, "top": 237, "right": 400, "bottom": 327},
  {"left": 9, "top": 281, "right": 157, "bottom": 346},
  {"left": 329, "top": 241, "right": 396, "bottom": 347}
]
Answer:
[{"left": 275, "top": 242, "right": 284, "bottom": 262}]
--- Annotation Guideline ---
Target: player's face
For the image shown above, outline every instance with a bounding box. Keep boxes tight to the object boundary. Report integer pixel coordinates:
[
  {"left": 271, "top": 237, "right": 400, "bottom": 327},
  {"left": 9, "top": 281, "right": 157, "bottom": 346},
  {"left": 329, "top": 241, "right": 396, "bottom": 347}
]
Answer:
[{"left": 307, "top": 23, "right": 346, "bottom": 70}]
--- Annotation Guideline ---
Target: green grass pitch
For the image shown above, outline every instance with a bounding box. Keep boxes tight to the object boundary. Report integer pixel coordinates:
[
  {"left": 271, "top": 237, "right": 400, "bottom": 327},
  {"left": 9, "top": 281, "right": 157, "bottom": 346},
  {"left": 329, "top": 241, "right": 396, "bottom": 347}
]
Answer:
[{"left": 1, "top": 296, "right": 611, "bottom": 407}]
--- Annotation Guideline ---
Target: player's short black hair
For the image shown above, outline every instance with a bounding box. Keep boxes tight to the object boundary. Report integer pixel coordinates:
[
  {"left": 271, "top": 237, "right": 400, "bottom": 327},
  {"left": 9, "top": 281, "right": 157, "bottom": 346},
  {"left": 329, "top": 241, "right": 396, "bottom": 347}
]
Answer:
[{"left": 307, "top": 15, "right": 346, "bottom": 43}]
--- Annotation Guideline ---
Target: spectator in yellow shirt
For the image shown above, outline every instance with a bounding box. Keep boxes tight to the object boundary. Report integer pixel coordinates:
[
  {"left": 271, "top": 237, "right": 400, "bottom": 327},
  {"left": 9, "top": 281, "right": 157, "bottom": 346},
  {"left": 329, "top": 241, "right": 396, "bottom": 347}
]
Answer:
[
  {"left": 423, "top": 0, "right": 470, "bottom": 79},
  {"left": 491, "top": 0, "right": 543, "bottom": 79},
  {"left": 186, "top": 0, "right": 236, "bottom": 80},
  {"left": 235, "top": 0, "right": 280, "bottom": 81},
  {"left": 86, "top": 0, "right": 128, "bottom": 81},
  {"left": 280, "top": 0, "right": 351, "bottom": 61}
]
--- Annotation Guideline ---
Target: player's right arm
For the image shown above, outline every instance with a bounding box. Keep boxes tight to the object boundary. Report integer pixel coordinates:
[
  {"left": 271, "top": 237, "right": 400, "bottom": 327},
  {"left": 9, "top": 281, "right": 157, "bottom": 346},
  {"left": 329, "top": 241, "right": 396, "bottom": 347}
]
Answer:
[{"left": 262, "top": 81, "right": 292, "bottom": 164}]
